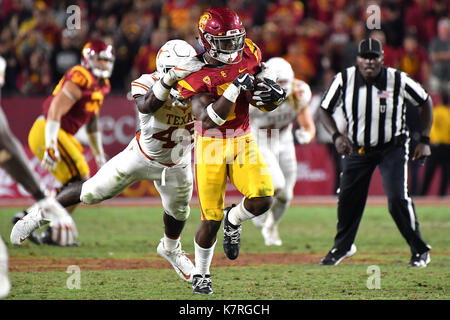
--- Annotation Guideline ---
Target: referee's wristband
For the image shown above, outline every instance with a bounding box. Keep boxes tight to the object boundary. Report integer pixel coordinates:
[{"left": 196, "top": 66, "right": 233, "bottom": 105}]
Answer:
[
  {"left": 419, "top": 135, "right": 430, "bottom": 145},
  {"left": 332, "top": 132, "right": 342, "bottom": 144}
]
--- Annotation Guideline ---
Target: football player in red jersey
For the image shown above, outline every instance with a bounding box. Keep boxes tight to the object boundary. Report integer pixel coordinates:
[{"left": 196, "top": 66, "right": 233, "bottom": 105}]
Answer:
[
  {"left": 18, "top": 40, "right": 114, "bottom": 245},
  {"left": 139, "top": 7, "right": 287, "bottom": 294}
]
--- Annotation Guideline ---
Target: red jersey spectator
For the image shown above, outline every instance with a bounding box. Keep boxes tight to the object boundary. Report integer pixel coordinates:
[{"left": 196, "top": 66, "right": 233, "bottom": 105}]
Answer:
[
  {"left": 16, "top": 1, "right": 60, "bottom": 50},
  {"left": 16, "top": 48, "right": 52, "bottom": 94},
  {"left": 405, "top": 0, "right": 438, "bottom": 45},
  {"left": 370, "top": 29, "right": 399, "bottom": 68},
  {"left": 132, "top": 28, "right": 169, "bottom": 78},
  {"left": 266, "top": 0, "right": 305, "bottom": 25},
  {"left": 397, "top": 33, "right": 429, "bottom": 82}
]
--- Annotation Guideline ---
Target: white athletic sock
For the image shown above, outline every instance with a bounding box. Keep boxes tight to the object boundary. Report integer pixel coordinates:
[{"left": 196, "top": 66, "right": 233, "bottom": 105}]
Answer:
[
  {"left": 227, "top": 198, "right": 255, "bottom": 226},
  {"left": 193, "top": 239, "right": 216, "bottom": 275},
  {"left": 163, "top": 234, "right": 180, "bottom": 251}
]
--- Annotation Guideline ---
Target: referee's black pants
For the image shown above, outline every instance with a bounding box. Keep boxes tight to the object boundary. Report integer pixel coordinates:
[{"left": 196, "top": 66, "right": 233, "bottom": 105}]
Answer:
[{"left": 333, "top": 137, "right": 430, "bottom": 255}]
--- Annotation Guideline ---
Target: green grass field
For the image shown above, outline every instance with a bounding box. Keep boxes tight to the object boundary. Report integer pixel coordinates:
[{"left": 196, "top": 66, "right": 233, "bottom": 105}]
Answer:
[{"left": 0, "top": 204, "right": 449, "bottom": 300}]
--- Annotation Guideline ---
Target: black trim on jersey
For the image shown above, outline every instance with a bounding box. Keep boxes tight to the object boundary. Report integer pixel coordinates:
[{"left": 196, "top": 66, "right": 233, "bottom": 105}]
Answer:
[
  {"left": 351, "top": 69, "right": 360, "bottom": 146},
  {"left": 377, "top": 69, "right": 387, "bottom": 147},
  {"left": 364, "top": 84, "right": 372, "bottom": 148},
  {"left": 405, "top": 83, "right": 427, "bottom": 106},
  {"left": 392, "top": 70, "right": 401, "bottom": 140},
  {"left": 341, "top": 69, "right": 349, "bottom": 124}
]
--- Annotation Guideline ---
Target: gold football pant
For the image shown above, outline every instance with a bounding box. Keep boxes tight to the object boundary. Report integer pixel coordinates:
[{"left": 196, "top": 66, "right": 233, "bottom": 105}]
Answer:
[
  {"left": 28, "top": 117, "right": 89, "bottom": 184},
  {"left": 195, "top": 133, "right": 274, "bottom": 221}
]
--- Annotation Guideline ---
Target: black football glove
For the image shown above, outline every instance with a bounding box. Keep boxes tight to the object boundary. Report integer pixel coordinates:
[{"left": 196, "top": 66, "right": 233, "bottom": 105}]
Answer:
[
  {"left": 232, "top": 73, "right": 255, "bottom": 92},
  {"left": 252, "top": 78, "right": 287, "bottom": 106}
]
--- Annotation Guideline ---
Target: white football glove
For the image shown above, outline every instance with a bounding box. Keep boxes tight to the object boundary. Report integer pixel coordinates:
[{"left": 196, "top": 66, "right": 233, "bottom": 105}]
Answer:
[
  {"left": 39, "top": 197, "right": 78, "bottom": 246},
  {"left": 163, "top": 57, "right": 205, "bottom": 86},
  {"left": 295, "top": 128, "right": 312, "bottom": 144},
  {"left": 41, "top": 142, "right": 60, "bottom": 171}
]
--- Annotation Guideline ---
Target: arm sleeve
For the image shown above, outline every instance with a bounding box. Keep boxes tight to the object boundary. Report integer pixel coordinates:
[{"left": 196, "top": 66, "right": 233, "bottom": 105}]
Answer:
[
  {"left": 131, "top": 73, "right": 159, "bottom": 97},
  {"left": 402, "top": 73, "right": 429, "bottom": 107},
  {"left": 320, "top": 73, "right": 343, "bottom": 114}
]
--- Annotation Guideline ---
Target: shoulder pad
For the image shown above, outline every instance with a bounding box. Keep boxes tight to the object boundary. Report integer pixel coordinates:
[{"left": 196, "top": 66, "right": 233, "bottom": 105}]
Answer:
[
  {"left": 131, "top": 72, "right": 160, "bottom": 97},
  {"left": 67, "top": 65, "right": 93, "bottom": 89}
]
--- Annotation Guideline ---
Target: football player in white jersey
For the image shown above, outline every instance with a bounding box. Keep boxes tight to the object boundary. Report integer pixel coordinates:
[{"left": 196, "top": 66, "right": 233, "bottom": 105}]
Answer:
[
  {"left": 250, "top": 57, "right": 316, "bottom": 246},
  {"left": 11, "top": 39, "right": 204, "bottom": 282}
]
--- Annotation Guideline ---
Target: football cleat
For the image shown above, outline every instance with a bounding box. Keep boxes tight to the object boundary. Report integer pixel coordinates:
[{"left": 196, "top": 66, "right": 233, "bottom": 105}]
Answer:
[
  {"left": 319, "top": 244, "right": 357, "bottom": 266},
  {"left": 223, "top": 205, "right": 242, "bottom": 260},
  {"left": 192, "top": 274, "right": 213, "bottom": 295},
  {"left": 157, "top": 239, "right": 194, "bottom": 282},
  {"left": 10, "top": 205, "right": 44, "bottom": 245},
  {"left": 11, "top": 211, "right": 43, "bottom": 245},
  {"left": 408, "top": 251, "right": 431, "bottom": 267},
  {"left": 261, "top": 224, "right": 282, "bottom": 246}
]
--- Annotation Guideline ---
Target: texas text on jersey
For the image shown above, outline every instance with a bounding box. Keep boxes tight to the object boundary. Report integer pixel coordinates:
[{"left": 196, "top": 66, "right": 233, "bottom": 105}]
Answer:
[{"left": 131, "top": 72, "right": 194, "bottom": 166}]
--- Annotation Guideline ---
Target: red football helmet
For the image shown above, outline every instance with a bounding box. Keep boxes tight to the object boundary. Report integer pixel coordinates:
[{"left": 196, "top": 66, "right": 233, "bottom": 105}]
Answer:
[
  {"left": 198, "top": 7, "right": 246, "bottom": 64},
  {"left": 81, "top": 40, "right": 115, "bottom": 79}
]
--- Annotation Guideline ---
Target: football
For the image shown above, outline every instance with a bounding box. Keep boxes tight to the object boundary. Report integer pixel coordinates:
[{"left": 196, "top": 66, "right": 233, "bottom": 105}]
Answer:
[{"left": 246, "top": 78, "right": 279, "bottom": 112}]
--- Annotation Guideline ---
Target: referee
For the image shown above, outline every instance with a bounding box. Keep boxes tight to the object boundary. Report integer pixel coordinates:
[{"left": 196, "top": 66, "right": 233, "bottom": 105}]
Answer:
[{"left": 319, "top": 38, "right": 433, "bottom": 267}]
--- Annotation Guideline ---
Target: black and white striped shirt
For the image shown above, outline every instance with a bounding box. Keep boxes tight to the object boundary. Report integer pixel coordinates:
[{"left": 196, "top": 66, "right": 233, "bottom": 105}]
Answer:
[{"left": 320, "top": 66, "right": 429, "bottom": 148}]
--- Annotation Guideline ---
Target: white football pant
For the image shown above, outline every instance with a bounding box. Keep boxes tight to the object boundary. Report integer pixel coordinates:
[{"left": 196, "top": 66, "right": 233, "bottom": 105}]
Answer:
[
  {"left": 256, "top": 129, "right": 297, "bottom": 227},
  {"left": 80, "top": 137, "right": 193, "bottom": 221}
]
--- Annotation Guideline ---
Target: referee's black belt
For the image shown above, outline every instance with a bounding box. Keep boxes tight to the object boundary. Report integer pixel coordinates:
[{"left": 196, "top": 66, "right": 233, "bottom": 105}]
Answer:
[{"left": 355, "top": 135, "right": 406, "bottom": 155}]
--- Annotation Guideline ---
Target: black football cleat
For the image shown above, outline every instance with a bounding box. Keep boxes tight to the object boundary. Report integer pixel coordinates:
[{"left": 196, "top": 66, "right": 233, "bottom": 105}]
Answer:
[
  {"left": 319, "top": 244, "right": 357, "bottom": 266},
  {"left": 223, "top": 205, "right": 241, "bottom": 260},
  {"left": 192, "top": 274, "right": 213, "bottom": 295}
]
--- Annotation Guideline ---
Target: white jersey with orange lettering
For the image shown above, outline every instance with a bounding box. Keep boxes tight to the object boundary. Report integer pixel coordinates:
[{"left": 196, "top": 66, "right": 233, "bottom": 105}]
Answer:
[
  {"left": 79, "top": 72, "right": 195, "bottom": 221},
  {"left": 131, "top": 72, "right": 195, "bottom": 166}
]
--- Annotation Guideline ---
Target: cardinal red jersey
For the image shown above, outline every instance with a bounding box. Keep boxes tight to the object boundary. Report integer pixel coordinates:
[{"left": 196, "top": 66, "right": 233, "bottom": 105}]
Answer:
[
  {"left": 177, "top": 38, "right": 262, "bottom": 138},
  {"left": 43, "top": 65, "right": 111, "bottom": 135}
]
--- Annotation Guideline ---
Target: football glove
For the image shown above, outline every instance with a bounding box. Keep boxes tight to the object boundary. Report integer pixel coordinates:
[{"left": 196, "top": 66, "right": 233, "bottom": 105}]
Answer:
[
  {"left": 39, "top": 197, "right": 78, "bottom": 246},
  {"left": 41, "top": 142, "right": 60, "bottom": 171},
  {"left": 232, "top": 73, "right": 255, "bottom": 92},
  {"left": 295, "top": 128, "right": 312, "bottom": 144},
  {"left": 252, "top": 78, "right": 286, "bottom": 106}
]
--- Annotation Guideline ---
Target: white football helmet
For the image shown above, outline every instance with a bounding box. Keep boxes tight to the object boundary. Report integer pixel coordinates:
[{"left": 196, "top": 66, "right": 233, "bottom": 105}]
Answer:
[
  {"left": 156, "top": 40, "right": 197, "bottom": 75},
  {"left": 265, "top": 57, "right": 295, "bottom": 96}
]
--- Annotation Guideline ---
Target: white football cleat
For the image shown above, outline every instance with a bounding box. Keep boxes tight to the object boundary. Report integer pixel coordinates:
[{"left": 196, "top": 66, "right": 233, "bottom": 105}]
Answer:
[
  {"left": 10, "top": 204, "right": 43, "bottom": 245},
  {"left": 11, "top": 197, "right": 77, "bottom": 246},
  {"left": 157, "top": 238, "right": 194, "bottom": 283},
  {"left": 261, "top": 224, "right": 282, "bottom": 246},
  {"left": 0, "top": 238, "right": 11, "bottom": 299}
]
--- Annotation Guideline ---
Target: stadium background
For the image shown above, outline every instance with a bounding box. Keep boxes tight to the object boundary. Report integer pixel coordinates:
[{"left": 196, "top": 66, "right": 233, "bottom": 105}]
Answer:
[{"left": 0, "top": 0, "right": 449, "bottom": 200}]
